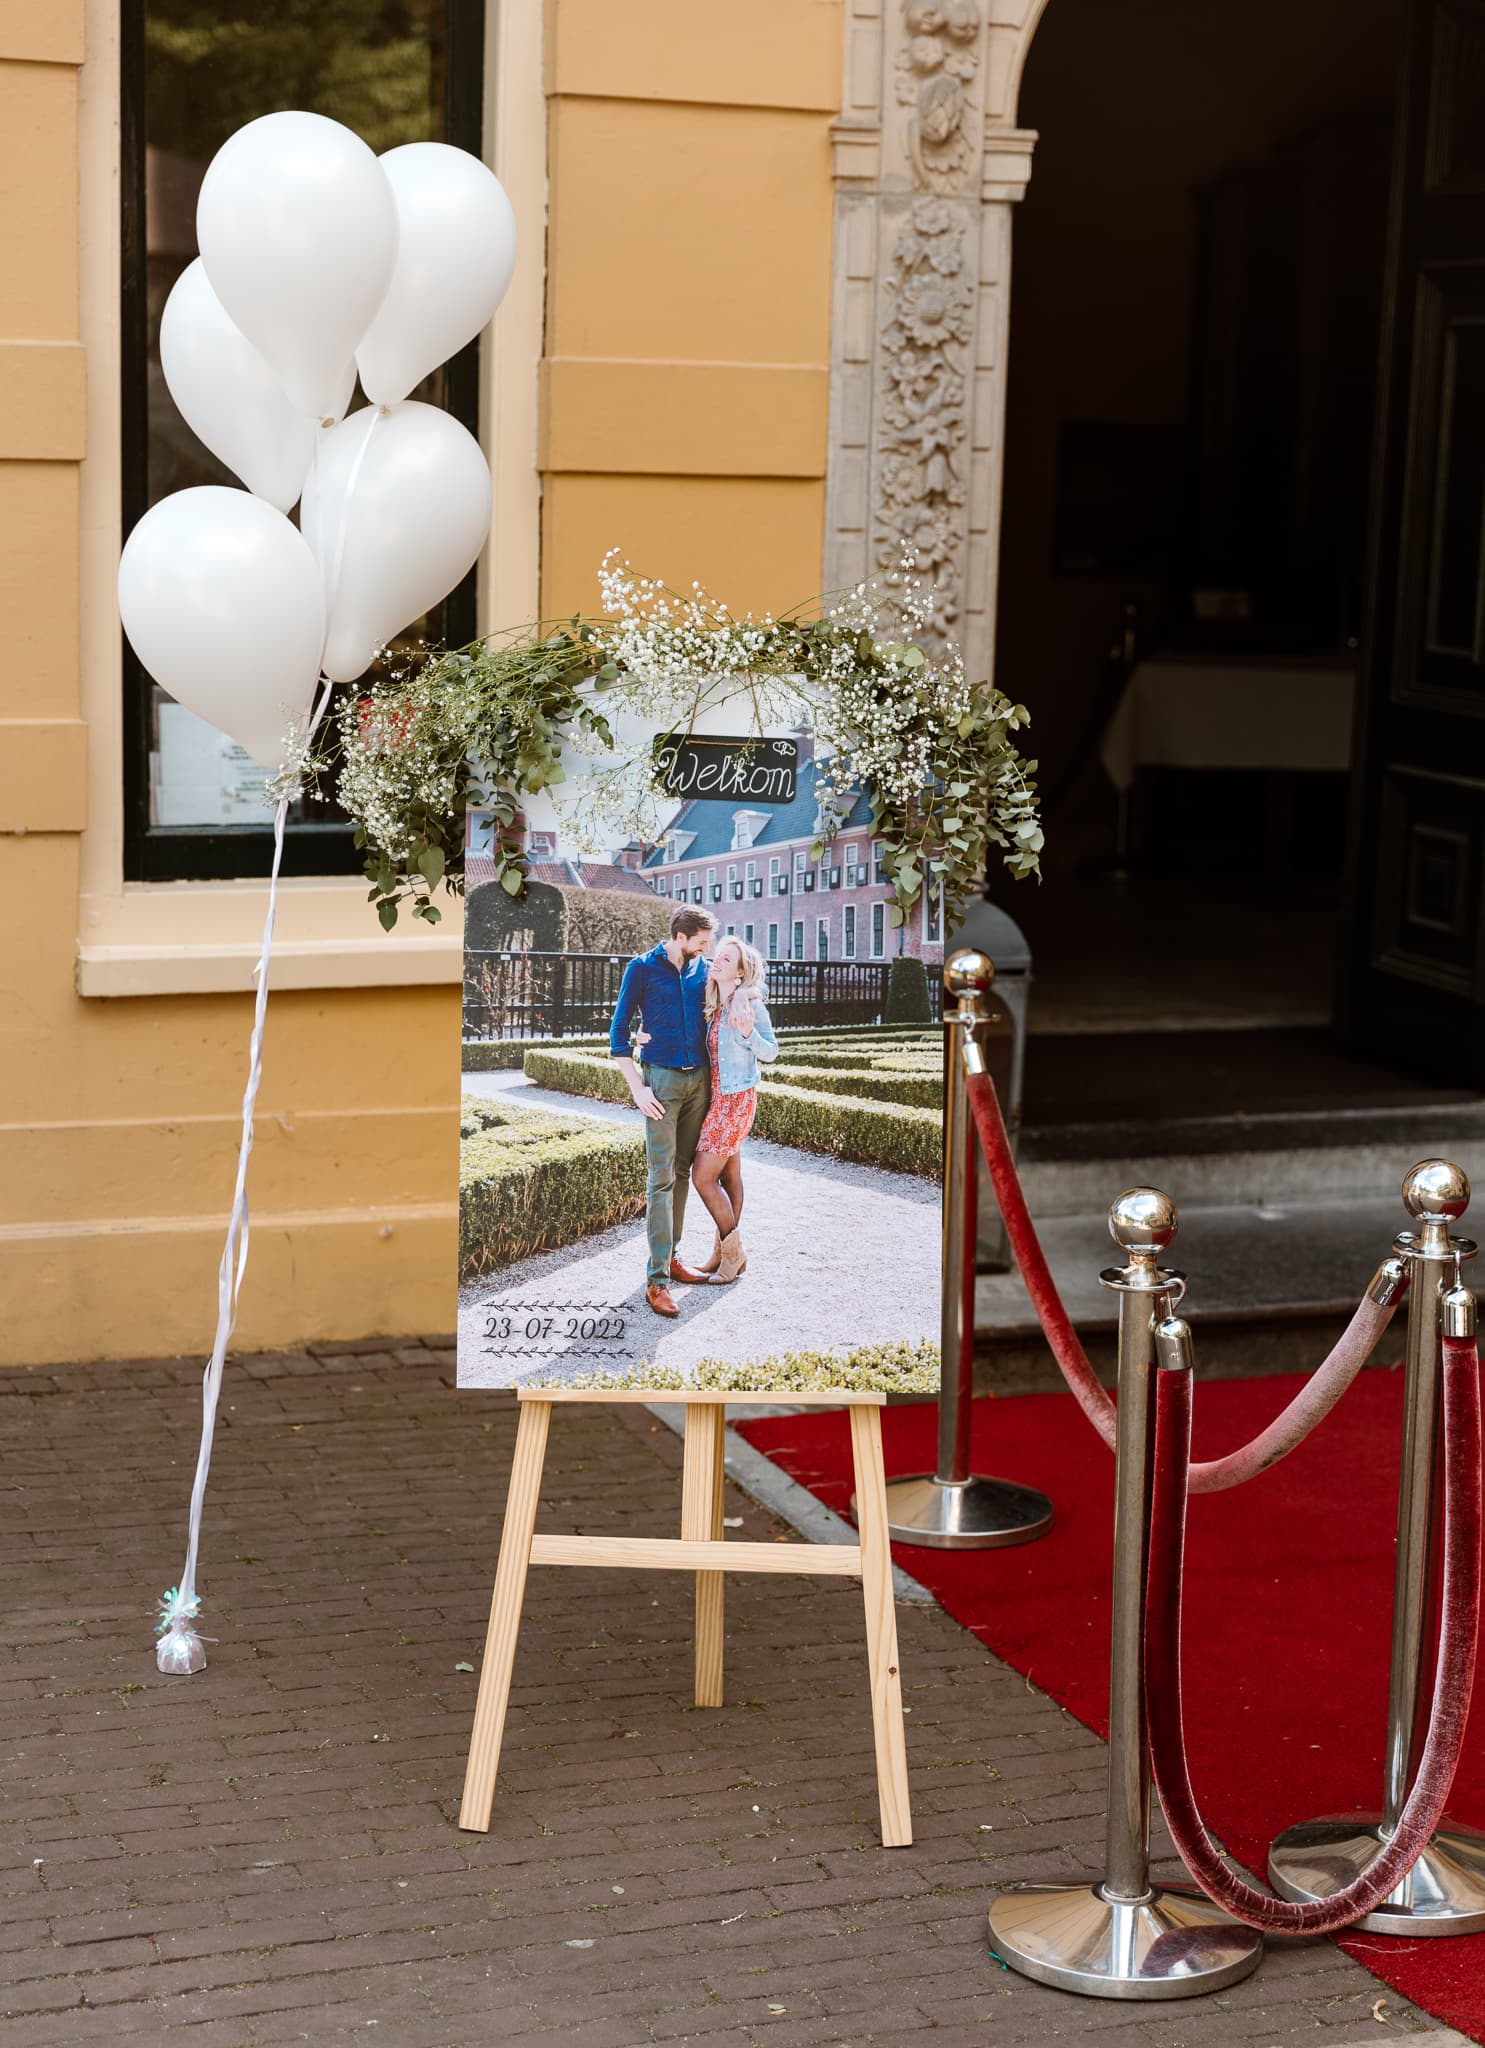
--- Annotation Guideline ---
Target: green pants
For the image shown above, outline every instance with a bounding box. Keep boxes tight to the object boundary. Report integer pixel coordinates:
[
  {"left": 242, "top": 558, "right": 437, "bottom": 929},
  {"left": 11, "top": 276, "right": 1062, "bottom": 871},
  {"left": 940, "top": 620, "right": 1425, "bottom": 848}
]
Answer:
[{"left": 641, "top": 1063, "right": 710, "bottom": 1287}]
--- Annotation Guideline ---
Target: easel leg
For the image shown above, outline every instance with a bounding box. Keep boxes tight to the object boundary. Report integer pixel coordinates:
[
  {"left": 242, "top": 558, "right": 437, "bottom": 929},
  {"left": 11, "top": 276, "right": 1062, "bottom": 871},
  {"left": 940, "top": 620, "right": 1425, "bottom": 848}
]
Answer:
[
  {"left": 682, "top": 1402, "right": 726, "bottom": 1707},
  {"left": 458, "top": 1399, "right": 551, "bottom": 1832},
  {"left": 849, "top": 1404, "right": 912, "bottom": 1847}
]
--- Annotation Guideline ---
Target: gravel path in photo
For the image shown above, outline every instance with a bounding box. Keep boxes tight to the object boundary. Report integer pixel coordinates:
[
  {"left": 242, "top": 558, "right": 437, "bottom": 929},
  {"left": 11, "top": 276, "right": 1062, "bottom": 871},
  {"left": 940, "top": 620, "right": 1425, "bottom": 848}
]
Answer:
[{"left": 458, "top": 1067, "right": 939, "bottom": 1386}]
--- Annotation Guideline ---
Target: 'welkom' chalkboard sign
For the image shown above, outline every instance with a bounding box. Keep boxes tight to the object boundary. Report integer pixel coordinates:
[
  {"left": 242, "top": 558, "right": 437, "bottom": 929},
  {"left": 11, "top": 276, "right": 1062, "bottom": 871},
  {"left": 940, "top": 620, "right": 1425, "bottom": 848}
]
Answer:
[{"left": 652, "top": 732, "right": 798, "bottom": 805}]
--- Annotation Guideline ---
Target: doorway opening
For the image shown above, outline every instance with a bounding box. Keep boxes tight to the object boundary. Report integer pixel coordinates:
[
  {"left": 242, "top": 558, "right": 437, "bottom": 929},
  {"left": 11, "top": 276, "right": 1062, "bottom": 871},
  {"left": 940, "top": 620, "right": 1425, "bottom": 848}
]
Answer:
[
  {"left": 973, "top": 0, "right": 1485, "bottom": 1345},
  {"left": 994, "top": 0, "right": 1447, "bottom": 1131}
]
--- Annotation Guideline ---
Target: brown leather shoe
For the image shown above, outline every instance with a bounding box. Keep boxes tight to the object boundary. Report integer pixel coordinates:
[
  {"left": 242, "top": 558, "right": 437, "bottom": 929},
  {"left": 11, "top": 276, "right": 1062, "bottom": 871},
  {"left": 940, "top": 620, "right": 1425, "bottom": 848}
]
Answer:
[
  {"left": 645, "top": 1282, "right": 680, "bottom": 1318},
  {"left": 669, "top": 1256, "right": 711, "bottom": 1285}
]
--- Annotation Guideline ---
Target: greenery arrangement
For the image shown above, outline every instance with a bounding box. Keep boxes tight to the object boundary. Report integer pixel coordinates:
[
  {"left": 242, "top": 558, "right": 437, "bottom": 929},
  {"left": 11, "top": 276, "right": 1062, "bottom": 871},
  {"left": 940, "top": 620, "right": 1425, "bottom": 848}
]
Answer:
[
  {"left": 458, "top": 1095, "right": 645, "bottom": 1281},
  {"left": 526, "top": 1341, "right": 940, "bottom": 1397},
  {"left": 320, "top": 553, "right": 1042, "bottom": 931}
]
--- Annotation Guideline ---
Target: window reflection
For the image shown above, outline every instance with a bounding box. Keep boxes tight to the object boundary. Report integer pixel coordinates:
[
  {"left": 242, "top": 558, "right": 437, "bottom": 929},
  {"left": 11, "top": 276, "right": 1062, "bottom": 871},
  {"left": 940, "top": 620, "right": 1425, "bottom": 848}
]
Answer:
[{"left": 130, "top": 1, "right": 478, "bottom": 856}]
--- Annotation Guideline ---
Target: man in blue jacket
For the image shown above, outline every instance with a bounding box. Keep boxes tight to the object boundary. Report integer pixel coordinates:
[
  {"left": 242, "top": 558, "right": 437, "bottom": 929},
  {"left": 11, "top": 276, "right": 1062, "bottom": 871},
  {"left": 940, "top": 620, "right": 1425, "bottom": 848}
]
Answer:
[{"left": 610, "top": 905, "right": 718, "bottom": 1316}]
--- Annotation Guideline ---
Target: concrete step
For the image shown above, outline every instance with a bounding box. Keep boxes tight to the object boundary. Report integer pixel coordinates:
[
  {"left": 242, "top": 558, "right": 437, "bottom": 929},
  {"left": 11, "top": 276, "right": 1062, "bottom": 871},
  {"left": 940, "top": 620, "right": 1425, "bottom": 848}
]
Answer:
[
  {"left": 972, "top": 1192, "right": 1424, "bottom": 1392},
  {"left": 1010, "top": 1101, "right": 1485, "bottom": 1216}
]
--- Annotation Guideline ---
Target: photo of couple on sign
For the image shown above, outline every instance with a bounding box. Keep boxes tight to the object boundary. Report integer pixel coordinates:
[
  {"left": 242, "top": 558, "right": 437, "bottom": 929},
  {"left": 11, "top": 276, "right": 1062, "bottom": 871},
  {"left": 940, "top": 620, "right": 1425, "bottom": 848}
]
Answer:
[{"left": 456, "top": 697, "right": 944, "bottom": 1393}]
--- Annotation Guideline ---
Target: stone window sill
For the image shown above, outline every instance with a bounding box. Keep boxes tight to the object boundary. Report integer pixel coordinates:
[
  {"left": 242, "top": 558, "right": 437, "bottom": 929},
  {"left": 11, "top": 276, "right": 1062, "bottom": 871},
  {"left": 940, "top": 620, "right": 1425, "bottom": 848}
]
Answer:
[{"left": 77, "top": 877, "right": 462, "bottom": 997}]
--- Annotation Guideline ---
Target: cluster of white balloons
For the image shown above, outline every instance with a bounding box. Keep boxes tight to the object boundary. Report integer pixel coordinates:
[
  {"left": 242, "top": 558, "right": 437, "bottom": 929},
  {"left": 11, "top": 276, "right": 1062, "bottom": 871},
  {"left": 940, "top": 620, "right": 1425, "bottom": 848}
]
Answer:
[{"left": 118, "top": 111, "right": 515, "bottom": 770}]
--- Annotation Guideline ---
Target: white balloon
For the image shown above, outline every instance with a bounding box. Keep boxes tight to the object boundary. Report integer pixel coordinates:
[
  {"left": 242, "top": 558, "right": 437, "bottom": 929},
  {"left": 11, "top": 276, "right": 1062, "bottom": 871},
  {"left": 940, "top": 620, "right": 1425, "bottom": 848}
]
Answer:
[
  {"left": 300, "top": 401, "right": 492, "bottom": 683},
  {"left": 197, "top": 111, "right": 398, "bottom": 421},
  {"left": 118, "top": 488, "right": 326, "bottom": 769},
  {"left": 356, "top": 143, "right": 517, "bottom": 406},
  {"left": 159, "top": 260, "right": 316, "bottom": 510}
]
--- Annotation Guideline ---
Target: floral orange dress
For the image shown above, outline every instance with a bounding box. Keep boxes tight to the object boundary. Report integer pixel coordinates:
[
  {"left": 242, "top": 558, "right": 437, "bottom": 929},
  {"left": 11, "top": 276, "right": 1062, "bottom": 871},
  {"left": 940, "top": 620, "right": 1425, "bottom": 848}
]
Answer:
[{"left": 696, "top": 1010, "right": 757, "bottom": 1159}]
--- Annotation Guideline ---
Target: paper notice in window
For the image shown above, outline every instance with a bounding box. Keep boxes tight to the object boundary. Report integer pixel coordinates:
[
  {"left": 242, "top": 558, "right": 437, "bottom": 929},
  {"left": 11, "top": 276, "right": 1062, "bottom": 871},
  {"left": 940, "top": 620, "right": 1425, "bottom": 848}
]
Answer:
[{"left": 153, "top": 702, "right": 276, "bottom": 828}]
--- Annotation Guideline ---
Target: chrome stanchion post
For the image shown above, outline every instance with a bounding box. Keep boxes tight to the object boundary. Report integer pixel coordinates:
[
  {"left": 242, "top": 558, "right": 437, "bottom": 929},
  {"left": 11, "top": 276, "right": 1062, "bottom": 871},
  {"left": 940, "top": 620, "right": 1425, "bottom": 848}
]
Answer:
[
  {"left": 1269, "top": 1160, "right": 1485, "bottom": 1932},
  {"left": 875, "top": 948, "right": 1053, "bottom": 1549},
  {"left": 988, "top": 1191, "right": 1263, "bottom": 1997}
]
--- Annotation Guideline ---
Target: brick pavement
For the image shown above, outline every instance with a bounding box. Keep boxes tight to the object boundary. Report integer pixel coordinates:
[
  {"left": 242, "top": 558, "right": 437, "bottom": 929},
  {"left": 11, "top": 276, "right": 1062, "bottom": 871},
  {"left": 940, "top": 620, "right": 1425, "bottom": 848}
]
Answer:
[{"left": 0, "top": 1341, "right": 1468, "bottom": 2047}]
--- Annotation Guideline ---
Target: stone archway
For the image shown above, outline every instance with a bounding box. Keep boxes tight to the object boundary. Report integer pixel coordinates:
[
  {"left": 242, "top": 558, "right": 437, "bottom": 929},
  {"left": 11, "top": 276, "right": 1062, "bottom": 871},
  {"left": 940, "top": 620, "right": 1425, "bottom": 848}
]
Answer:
[{"left": 823, "top": 0, "right": 1052, "bottom": 683}]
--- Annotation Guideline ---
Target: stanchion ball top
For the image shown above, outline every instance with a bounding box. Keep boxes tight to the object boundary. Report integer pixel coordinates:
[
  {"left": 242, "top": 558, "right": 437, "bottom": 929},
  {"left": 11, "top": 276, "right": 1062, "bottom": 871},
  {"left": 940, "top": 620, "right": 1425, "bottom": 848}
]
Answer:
[
  {"left": 1108, "top": 1187, "right": 1178, "bottom": 1253},
  {"left": 944, "top": 947, "right": 995, "bottom": 997},
  {"left": 1402, "top": 1159, "right": 1471, "bottom": 1221}
]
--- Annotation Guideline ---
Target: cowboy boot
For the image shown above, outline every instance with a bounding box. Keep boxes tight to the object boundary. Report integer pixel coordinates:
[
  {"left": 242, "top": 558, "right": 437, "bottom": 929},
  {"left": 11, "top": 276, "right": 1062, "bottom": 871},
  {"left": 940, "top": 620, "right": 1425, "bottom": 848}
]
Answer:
[
  {"left": 709, "top": 1229, "right": 745, "bottom": 1284},
  {"left": 698, "top": 1230, "right": 722, "bottom": 1275}
]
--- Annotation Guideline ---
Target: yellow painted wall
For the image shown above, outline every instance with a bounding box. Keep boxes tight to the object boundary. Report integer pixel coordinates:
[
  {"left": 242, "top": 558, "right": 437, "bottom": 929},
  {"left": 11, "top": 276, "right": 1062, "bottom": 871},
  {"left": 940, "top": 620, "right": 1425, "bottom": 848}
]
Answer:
[
  {"left": 539, "top": 0, "right": 841, "bottom": 620},
  {"left": 0, "top": 0, "right": 842, "bottom": 1366}
]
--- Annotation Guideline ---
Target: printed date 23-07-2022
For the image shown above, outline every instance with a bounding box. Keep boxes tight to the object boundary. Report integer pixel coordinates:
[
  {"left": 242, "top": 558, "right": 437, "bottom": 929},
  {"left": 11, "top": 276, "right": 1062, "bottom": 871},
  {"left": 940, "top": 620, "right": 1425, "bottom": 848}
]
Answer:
[{"left": 481, "top": 1303, "right": 632, "bottom": 1352}]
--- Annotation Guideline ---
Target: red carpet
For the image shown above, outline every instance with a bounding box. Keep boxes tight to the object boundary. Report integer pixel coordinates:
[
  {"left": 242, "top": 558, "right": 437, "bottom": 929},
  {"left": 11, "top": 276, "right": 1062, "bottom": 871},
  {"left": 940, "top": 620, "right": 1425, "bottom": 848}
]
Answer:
[{"left": 737, "top": 1371, "right": 1485, "bottom": 2036}]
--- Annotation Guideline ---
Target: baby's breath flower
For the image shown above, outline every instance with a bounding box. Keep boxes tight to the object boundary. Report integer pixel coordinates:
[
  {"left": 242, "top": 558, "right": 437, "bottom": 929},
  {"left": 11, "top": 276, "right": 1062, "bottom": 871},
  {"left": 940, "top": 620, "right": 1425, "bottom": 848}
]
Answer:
[{"left": 327, "top": 551, "right": 1041, "bottom": 929}]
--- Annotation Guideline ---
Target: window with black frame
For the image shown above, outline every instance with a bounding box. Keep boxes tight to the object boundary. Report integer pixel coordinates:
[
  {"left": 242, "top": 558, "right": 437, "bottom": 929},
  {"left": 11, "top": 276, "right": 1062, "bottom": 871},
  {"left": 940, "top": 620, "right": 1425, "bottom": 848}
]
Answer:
[{"left": 120, "top": 0, "right": 485, "bottom": 882}]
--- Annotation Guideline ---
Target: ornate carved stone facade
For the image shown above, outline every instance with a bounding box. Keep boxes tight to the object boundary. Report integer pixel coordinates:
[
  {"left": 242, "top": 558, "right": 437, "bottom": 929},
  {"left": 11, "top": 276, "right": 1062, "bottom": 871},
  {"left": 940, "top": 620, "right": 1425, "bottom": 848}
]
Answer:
[
  {"left": 824, "top": 0, "right": 1046, "bottom": 674},
  {"left": 896, "top": 0, "right": 983, "bottom": 192}
]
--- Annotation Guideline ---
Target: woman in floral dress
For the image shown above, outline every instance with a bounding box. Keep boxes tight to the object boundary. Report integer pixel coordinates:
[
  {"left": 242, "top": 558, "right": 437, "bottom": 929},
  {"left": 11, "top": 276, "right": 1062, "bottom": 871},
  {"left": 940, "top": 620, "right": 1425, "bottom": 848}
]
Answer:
[{"left": 691, "top": 938, "right": 778, "bottom": 1284}]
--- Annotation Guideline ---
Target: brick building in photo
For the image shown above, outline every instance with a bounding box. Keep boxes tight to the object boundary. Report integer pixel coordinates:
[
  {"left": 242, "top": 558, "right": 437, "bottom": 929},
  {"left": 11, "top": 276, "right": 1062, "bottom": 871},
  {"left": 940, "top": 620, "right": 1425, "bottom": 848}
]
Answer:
[
  {"left": 468, "top": 775, "right": 945, "bottom": 969},
  {"left": 464, "top": 814, "right": 661, "bottom": 900},
  {"left": 638, "top": 767, "right": 945, "bottom": 968}
]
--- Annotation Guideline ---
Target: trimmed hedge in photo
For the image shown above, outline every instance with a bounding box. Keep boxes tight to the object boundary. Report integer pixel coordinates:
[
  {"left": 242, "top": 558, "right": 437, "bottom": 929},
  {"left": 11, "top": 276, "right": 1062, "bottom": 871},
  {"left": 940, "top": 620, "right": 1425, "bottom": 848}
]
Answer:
[
  {"left": 522, "top": 1048, "right": 632, "bottom": 1106},
  {"left": 752, "top": 1077, "right": 941, "bottom": 1177},
  {"left": 463, "top": 1034, "right": 606, "bottom": 1072},
  {"left": 464, "top": 1025, "right": 936, "bottom": 1072},
  {"left": 459, "top": 1093, "right": 645, "bottom": 1280},
  {"left": 773, "top": 1044, "right": 938, "bottom": 1075},
  {"left": 522, "top": 1047, "right": 942, "bottom": 1178},
  {"left": 466, "top": 876, "right": 669, "bottom": 956},
  {"left": 884, "top": 954, "right": 933, "bottom": 1024},
  {"left": 765, "top": 1061, "right": 941, "bottom": 1109},
  {"left": 770, "top": 1032, "right": 934, "bottom": 1048}
]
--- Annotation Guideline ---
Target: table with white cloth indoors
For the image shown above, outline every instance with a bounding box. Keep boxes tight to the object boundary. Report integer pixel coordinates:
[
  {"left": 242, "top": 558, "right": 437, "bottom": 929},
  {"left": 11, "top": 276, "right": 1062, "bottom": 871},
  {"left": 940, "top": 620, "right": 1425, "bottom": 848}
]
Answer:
[{"left": 1098, "top": 654, "right": 1355, "bottom": 879}]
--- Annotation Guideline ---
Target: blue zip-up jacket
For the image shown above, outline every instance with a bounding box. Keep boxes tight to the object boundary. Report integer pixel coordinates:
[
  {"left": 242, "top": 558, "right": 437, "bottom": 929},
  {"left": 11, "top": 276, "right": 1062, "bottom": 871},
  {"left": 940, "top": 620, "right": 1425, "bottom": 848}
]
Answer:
[
  {"left": 714, "top": 994, "right": 779, "bottom": 1095},
  {"left": 608, "top": 942, "right": 709, "bottom": 1068}
]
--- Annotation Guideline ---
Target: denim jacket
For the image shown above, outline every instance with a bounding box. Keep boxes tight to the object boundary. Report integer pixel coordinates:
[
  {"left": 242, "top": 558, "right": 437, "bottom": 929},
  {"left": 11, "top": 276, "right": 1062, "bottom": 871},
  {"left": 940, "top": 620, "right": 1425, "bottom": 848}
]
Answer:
[{"left": 714, "top": 994, "right": 779, "bottom": 1096}]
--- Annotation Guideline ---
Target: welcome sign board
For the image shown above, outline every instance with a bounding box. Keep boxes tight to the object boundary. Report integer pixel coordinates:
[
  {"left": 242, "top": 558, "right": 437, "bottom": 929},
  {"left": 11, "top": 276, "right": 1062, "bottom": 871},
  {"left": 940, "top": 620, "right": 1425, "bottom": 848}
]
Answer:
[
  {"left": 652, "top": 733, "right": 798, "bottom": 806},
  {"left": 457, "top": 699, "right": 942, "bottom": 1393}
]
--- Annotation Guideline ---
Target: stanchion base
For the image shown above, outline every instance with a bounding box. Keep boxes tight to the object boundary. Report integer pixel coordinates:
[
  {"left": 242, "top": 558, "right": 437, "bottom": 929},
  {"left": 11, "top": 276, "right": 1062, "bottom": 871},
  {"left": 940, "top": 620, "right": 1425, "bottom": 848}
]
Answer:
[
  {"left": 1268, "top": 1814, "right": 1485, "bottom": 1934},
  {"left": 866, "top": 1473, "right": 1053, "bottom": 1549},
  {"left": 987, "top": 1882, "right": 1263, "bottom": 2000}
]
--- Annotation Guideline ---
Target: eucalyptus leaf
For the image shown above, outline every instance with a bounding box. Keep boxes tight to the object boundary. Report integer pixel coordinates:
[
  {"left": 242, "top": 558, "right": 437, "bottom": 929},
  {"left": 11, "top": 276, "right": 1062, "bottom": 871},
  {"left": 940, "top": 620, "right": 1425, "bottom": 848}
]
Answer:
[{"left": 333, "top": 564, "right": 1044, "bottom": 938}]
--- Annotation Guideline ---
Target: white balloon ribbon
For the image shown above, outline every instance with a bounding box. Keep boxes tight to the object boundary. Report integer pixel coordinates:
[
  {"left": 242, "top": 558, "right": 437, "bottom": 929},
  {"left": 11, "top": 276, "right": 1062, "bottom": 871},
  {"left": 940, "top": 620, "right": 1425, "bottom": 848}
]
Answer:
[
  {"left": 155, "top": 793, "right": 291, "bottom": 1675},
  {"left": 148, "top": 106, "right": 511, "bottom": 1678},
  {"left": 154, "top": 427, "right": 377, "bottom": 1676}
]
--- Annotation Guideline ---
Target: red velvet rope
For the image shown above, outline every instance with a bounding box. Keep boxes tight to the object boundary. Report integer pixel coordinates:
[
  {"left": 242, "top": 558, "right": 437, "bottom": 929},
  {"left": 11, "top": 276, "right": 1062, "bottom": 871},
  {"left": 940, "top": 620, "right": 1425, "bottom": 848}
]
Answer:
[
  {"left": 1143, "top": 1335, "right": 1482, "bottom": 1933},
  {"left": 962, "top": 1068, "right": 1404, "bottom": 1490},
  {"left": 965, "top": 1068, "right": 1120, "bottom": 1448}
]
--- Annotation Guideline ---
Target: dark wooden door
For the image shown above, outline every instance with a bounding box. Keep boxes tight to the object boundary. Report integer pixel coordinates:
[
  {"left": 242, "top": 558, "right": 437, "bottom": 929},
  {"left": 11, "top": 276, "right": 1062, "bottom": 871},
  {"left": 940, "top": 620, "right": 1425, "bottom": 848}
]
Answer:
[{"left": 1339, "top": 0, "right": 1485, "bottom": 1081}]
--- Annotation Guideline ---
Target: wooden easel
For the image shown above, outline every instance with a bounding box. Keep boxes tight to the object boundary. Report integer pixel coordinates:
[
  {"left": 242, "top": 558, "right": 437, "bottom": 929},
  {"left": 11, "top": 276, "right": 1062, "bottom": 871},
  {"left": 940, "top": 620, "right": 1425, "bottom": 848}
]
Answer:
[{"left": 458, "top": 1388, "right": 912, "bottom": 1847}]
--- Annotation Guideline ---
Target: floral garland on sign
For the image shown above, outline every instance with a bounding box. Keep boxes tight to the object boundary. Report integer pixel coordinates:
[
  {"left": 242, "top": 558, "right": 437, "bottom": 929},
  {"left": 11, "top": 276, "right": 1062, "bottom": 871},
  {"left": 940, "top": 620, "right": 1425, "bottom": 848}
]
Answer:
[{"left": 317, "top": 553, "right": 1042, "bottom": 930}]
